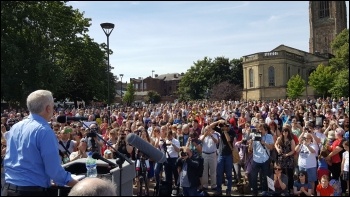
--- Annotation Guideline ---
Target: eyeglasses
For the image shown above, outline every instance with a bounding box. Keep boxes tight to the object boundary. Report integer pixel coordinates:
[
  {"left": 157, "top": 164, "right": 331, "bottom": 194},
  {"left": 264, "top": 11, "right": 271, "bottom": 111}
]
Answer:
[
  {"left": 299, "top": 174, "right": 305, "bottom": 177},
  {"left": 274, "top": 168, "right": 282, "bottom": 171}
]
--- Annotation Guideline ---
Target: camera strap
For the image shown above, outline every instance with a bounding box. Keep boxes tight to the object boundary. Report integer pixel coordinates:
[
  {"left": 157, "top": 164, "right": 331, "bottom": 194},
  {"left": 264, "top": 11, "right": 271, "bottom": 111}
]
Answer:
[{"left": 59, "top": 140, "right": 71, "bottom": 155}]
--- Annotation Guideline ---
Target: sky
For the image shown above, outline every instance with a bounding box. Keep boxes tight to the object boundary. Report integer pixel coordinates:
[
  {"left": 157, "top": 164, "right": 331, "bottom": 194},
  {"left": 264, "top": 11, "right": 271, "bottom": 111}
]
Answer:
[{"left": 67, "top": 1, "right": 349, "bottom": 82}]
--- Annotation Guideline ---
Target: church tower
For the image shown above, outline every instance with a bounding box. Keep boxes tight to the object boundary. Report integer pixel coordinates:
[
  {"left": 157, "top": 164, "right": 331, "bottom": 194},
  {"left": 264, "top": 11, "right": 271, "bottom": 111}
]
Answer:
[{"left": 309, "top": 1, "right": 347, "bottom": 55}]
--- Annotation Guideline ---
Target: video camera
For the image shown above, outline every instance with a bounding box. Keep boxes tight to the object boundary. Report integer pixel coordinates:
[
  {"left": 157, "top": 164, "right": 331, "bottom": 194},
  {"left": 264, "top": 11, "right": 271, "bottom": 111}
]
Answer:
[
  {"left": 86, "top": 127, "right": 98, "bottom": 138},
  {"left": 252, "top": 128, "right": 262, "bottom": 141},
  {"left": 180, "top": 151, "right": 188, "bottom": 157}
]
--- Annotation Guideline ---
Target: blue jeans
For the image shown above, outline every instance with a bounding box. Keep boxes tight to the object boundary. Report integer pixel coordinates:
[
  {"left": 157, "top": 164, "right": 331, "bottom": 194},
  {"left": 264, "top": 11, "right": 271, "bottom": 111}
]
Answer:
[
  {"left": 154, "top": 162, "right": 164, "bottom": 184},
  {"left": 251, "top": 159, "right": 270, "bottom": 194},
  {"left": 216, "top": 154, "right": 233, "bottom": 193}
]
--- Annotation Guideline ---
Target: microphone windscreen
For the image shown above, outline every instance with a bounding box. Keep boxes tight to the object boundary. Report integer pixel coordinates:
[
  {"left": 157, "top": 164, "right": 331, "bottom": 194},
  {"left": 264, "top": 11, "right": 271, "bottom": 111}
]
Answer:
[
  {"left": 91, "top": 152, "right": 101, "bottom": 160},
  {"left": 126, "top": 133, "right": 166, "bottom": 163},
  {"left": 56, "top": 116, "right": 67, "bottom": 123}
]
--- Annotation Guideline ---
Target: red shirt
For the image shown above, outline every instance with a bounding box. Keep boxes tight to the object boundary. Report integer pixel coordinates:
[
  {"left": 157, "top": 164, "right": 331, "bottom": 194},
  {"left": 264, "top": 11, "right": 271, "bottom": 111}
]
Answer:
[
  {"left": 316, "top": 184, "right": 334, "bottom": 196},
  {"left": 330, "top": 138, "right": 342, "bottom": 163}
]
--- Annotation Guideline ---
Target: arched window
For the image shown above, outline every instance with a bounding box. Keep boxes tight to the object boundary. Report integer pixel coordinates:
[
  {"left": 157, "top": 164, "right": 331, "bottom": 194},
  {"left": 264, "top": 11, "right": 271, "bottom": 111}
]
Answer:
[
  {"left": 268, "top": 66, "right": 275, "bottom": 86},
  {"left": 249, "top": 69, "right": 254, "bottom": 87}
]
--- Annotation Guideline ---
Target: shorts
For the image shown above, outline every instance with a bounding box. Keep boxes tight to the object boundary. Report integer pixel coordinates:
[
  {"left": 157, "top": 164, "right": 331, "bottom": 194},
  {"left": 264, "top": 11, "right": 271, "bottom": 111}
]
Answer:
[
  {"left": 317, "top": 168, "right": 329, "bottom": 181},
  {"left": 299, "top": 167, "right": 317, "bottom": 182},
  {"left": 343, "top": 171, "right": 349, "bottom": 181}
]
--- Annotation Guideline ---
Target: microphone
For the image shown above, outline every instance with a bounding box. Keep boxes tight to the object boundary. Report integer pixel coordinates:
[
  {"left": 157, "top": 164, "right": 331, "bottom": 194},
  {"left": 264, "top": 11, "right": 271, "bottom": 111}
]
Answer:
[
  {"left": 126, "top": 133, "right": 166, "bottom": 163},
  {"left": 91, "top": 152, "right": 117, "bottom": 168},
  {"left": 56, "top": 115, "right": 88, "bottom": 123}
]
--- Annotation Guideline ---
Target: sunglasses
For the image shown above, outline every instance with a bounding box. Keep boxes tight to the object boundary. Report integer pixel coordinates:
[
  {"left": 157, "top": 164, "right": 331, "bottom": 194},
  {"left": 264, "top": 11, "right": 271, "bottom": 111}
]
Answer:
[
  {"left": 274, "top": 168, "right": 282, "bottom": 171},
  {"left": 299, "top": 174, "right": 305, "bottom": 177}
]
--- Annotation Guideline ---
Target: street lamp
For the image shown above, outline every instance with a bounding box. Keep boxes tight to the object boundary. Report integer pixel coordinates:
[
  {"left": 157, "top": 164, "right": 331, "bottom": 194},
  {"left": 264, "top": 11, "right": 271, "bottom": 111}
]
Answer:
[
  {"left": 152, "top": 70, "right": 155, "bottom": 78},
  {"left": 120, "top": 74, "right": 124, "bottom": 99},
  {"left": 100, "top": 22, "right": 115, "bottom": 125}
]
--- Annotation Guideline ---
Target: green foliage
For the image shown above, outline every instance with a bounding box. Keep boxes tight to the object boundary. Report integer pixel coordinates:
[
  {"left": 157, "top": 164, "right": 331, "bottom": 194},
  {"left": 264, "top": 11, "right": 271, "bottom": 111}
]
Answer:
[
  {"left": 286, "top": 74, "right": 306, "bottom": 99},
  {"left": 308, "top": 64, "right": 335, "bottom": 98},
  {"left": 146, "top": 90, "right": 161, "bottom": 104},
  {"left": 177, "top": 57, "right": 243, "bottom": 101},
  {"left": 329, "top": 69, "right": 349, "bottom": 98},
  {"left": 1, "top": 1, "right": 114, "bottom": 106},
  {"left": 123, "top": 82, "right": 135, "bottom": 106},
  {"left": 330, "top": 29, "right": 349, "bottom": 71}
]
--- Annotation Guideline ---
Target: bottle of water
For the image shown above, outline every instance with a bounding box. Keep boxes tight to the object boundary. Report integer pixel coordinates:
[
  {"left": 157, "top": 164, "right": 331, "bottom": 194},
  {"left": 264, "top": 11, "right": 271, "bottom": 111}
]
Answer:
[{"left": 86, "top": 152, "right": 97, "bottom": 177}]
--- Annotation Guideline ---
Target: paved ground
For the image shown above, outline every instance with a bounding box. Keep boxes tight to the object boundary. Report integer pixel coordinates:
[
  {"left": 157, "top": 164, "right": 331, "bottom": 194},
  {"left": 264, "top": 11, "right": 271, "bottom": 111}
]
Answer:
[{"left": 132, "top": 173, "right": 255, "bottom": 196}]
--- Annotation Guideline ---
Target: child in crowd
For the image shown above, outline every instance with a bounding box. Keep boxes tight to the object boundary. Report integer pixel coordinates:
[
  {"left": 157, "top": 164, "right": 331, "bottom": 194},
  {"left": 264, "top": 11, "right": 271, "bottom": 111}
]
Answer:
[
  {"left": 317, "top": 149, "right": 331, "bottom": 182},
  {"left": 341, "top": 140, "right": 349, "bottom": 195},
  {"left": 316, "top": 175, "right": 334, "bottom": 196}
]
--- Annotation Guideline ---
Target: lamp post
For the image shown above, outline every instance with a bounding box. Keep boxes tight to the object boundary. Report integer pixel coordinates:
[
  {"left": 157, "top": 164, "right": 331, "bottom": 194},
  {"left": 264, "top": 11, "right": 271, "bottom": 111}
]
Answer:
[
  {"left": 120, "top": 74, "right": 124, "bottom": 99},
  {"left": 100, "top": 22, "right": 115, "bottom": 125},
  {"left": 152, "top": 70, "right": 155, "bottom": 78}
]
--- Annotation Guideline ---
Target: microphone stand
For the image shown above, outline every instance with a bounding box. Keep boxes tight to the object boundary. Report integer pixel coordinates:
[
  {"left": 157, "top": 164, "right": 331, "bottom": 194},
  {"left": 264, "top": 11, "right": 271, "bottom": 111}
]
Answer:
[
  {"left": 79, "top": 120, "right": 133, "bottom": 165},
  {"left": 79, "top": 120, "right": 131, "bottom": 196}
]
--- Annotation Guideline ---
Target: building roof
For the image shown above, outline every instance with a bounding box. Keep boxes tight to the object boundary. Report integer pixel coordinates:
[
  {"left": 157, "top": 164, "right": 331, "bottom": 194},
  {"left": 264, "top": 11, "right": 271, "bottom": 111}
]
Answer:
[{"left": 154, "top": 73, "right": 183, "bottom": 81}]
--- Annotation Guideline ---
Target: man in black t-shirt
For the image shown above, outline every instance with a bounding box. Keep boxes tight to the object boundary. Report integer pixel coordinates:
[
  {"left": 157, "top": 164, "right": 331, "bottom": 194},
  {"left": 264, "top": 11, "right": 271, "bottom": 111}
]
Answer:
[{"left": 210, "top": 119, "right": 236, "bottom": 196}]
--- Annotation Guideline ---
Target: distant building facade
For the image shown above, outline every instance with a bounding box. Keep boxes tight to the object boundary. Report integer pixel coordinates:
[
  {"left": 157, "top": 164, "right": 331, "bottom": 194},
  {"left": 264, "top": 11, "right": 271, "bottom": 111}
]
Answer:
[
  {"left": 242, "top": 1, "right": 347, "bottom": 101},
  {"left": 130, "top": 73, "right": 183, "bottom": 102},
  {"left": 242, "top": 45, "right": 330, "bottom": 101}
]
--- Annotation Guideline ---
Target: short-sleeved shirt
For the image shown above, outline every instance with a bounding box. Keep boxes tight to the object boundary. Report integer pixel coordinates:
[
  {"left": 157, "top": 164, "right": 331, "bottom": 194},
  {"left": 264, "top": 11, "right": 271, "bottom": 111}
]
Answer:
[
  {"left": 214, "top": 126, "right": 235, "bottom": 156},
  {"left": 293, "top": 181, "right": 312, "bottom": 192},
  {"left": 316, "top": 184, "right": 334, "bottom": 196},
  {"left": 252, "top": 133, "right": 274, "bottom": 163}
]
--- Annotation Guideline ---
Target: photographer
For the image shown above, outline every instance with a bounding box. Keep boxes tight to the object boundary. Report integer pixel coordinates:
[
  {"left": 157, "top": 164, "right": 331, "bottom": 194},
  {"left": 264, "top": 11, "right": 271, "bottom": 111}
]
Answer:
[
  {"left": 210, "top": 119, "right": 236, "bottom": 196},
  {"left": 83, "top": 123, "right": 104, "bottom": 154},
  {"left": 164, "top": 129, "right": 180, "bottom": 187},
  {"left": 250, "top": 123, "right": 274, "bottom": 196},
  {"left": 295, "top": 133, "right": 318, "bottom": 195},
  {"left": 176, "top": 146, "right": 201, "bottom": 196},
  {"left": 135, "top": 150, "right": 150, "bottom": 196},
  {"left": 199, "top": 125, "right": 218, "bottom": 190}
]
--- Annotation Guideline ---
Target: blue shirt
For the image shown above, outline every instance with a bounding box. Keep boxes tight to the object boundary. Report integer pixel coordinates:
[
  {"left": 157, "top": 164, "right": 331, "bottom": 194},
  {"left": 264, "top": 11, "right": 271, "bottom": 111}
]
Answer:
[
  {"left": 4, "top": 114, "right": 73, "bottom": 187},
  {"left": 252, "top": 133, "right": 274, "bottom": 163}
]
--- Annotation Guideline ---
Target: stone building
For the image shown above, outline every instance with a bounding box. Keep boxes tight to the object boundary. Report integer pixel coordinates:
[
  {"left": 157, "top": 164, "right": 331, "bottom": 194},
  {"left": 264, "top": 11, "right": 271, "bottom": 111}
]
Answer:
[
  {"left": 130, "top": 73, "right": 183, "bottom": 102},
  {"left": 242, "top": 1, "right": 347, "bottom": 101}
]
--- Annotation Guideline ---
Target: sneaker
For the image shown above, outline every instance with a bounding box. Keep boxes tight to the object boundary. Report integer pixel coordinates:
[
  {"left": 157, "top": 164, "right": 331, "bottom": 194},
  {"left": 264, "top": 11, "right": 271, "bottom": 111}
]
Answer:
[
  {"left": 225, "top": 190, "right": 231, "bottom": 196},
  {"left": 213, "top": 191, "right": 222, "bottom": 196}
]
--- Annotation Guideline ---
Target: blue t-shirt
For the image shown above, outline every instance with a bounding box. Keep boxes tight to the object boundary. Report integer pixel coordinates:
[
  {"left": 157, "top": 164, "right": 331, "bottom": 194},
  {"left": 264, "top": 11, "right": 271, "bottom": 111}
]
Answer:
[
  {"left": 318, "top": 158, "right": 328, "bottom": 169},
  {"left": 293, "top": 181, "right": 311, "bottom": 192}
]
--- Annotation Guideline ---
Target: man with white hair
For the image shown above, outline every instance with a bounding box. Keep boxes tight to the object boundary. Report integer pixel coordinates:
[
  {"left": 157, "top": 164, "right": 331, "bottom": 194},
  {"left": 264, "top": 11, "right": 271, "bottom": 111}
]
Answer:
[
  {"left": 2, "top": 90, "right": 78, "bottom": 196},
  {"left": 68, "top": 178, "right": 116, "bottom": 196}
]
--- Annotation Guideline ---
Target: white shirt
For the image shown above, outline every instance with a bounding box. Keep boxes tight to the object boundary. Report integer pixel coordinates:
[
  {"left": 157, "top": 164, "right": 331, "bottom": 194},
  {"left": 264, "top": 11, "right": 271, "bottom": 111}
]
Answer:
[
  {"left": 201, "top": 134, "right": 218, "bottom": 153},
  {"left": 343, "top": 151, "right": 349, "bottom": 172},
  {"left": 165, "top": 138, "right": 180, "bottom": 158},
  {"left": 298, "top": 142, "right": 318, "bottom": 168}
]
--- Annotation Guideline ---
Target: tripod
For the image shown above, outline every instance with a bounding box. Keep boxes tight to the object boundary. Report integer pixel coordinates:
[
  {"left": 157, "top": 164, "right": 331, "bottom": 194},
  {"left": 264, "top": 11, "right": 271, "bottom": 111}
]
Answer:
[{"left": 137, "top": 155, "right": 149, "bottom": 196}]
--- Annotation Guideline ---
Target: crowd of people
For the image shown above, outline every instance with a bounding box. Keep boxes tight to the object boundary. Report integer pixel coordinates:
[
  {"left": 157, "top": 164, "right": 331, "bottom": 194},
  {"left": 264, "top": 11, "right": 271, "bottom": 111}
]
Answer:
[{"left": 1, "top": 91, "right": 349, "bottom": 196}]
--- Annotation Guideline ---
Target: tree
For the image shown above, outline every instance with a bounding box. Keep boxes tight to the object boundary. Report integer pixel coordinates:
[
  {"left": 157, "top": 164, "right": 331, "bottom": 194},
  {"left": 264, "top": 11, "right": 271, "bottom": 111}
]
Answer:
[
  {"left": 177, "top": 57, "right": 243, "bottom": 101},
  {"left": 329, "top": 29, "right": 349, "bottom": 71},
  {"left": 308, "top": 64, "right": 335, "bottom": 98},
  {"left": 1, "top": 1, "right": 90, "bottom": 105},
  {"left": 209, "top": 81, "right": 242, "bottom": 101},
  {"left": 329, "top": 69, "right": 349, "bottom": 98},
  {"left": 146, "top": 90, "right": 161, "bottom": 104},
  {"left": 1, "top": 1, "right": 114, "bottom": 106},
  {"left": 286, "top": 74, "right": 306, "bottom": 99},
  {"left": 123, "top": 82, "right": 135, "bottom": 106}
]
